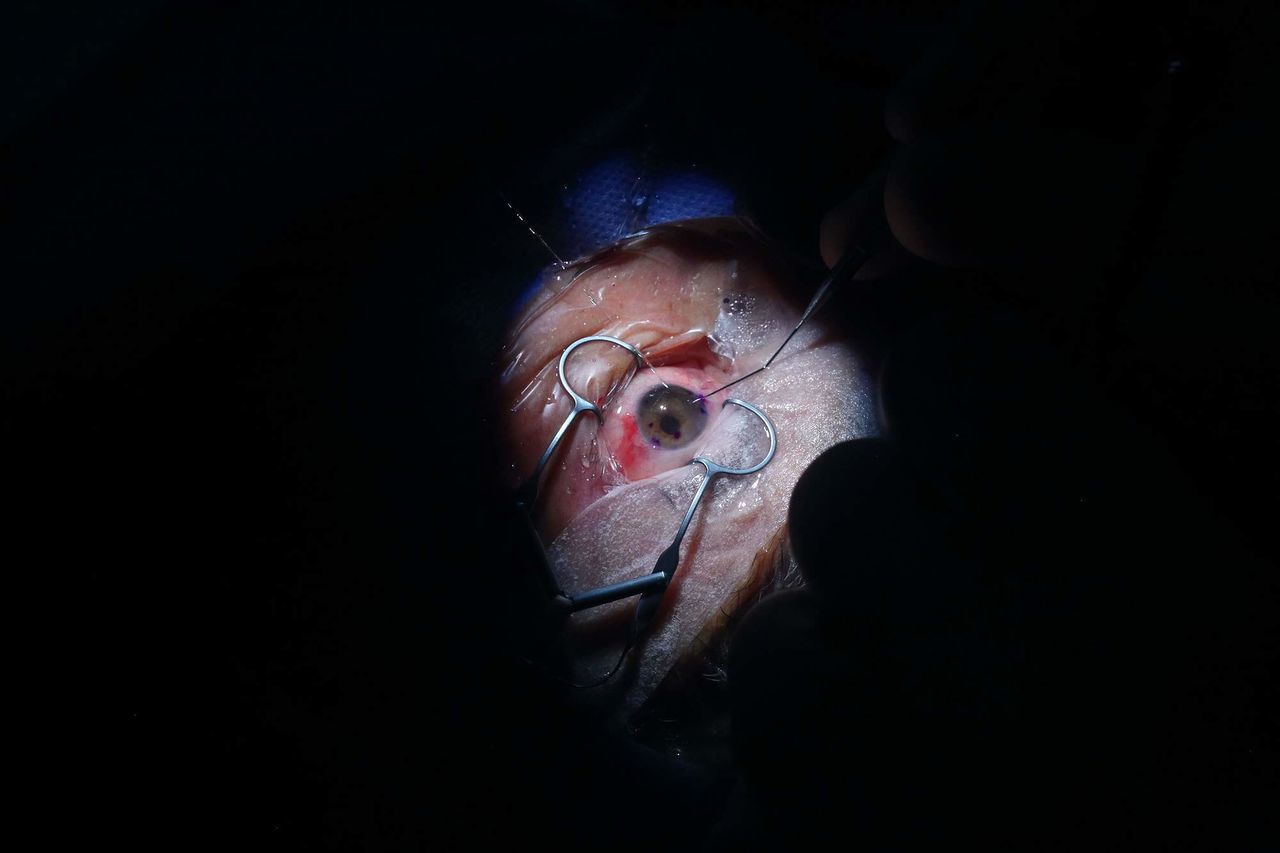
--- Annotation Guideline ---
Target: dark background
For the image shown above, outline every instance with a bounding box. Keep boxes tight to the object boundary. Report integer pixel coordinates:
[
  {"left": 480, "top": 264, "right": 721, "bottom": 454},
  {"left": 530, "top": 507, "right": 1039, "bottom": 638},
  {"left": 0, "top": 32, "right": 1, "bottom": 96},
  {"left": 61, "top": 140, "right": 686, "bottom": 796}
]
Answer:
[{"left": 6, "top": 1, "right": 1276, "bottom": 849}]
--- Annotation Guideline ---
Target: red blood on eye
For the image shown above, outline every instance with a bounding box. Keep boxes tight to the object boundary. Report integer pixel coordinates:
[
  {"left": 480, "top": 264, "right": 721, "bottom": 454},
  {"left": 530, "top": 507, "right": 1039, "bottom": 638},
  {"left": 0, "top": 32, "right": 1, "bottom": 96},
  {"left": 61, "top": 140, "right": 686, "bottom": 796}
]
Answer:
[{"left": 615, "top": 413, "right": 646, "bottom": 477}]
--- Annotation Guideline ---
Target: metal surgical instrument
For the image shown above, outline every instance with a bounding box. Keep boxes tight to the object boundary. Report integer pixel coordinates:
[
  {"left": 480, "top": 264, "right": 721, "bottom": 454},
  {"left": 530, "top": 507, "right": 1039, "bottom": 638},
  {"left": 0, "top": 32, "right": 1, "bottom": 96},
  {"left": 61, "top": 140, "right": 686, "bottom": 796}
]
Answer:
[
  {"left": 627, "top": 397, "right": 777, "bottom": 643},
  {"left": 705, "top": 230, "right": 884, "bottom": 398},
  {"left": 514, "top": 334, "right": 643, "bottom": 511},
  {"left": 516, "top": 334, "right": 779, "bottom": 686}
]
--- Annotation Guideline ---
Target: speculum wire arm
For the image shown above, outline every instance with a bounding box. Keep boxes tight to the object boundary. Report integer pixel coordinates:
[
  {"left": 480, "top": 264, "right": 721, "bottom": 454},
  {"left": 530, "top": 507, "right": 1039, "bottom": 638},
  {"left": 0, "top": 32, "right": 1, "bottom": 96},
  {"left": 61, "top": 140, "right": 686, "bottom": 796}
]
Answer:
[
  {"left": 629, "top": 397, "right": 778, "bottom": 639},
  {"left": 554, "top": 397, "right": 778, "bottom": 619},
  {"left": 514, "top": 334, "right": 644, "bottom": 510},
  {"left": 550, "top": 398, "right": 778, "bottom": 621},
  {"left": 546, "top": 397, "right": 778, "bottom": 689},
  {"left": 514, "top": 335, "right": 643, "bottom": 598}
]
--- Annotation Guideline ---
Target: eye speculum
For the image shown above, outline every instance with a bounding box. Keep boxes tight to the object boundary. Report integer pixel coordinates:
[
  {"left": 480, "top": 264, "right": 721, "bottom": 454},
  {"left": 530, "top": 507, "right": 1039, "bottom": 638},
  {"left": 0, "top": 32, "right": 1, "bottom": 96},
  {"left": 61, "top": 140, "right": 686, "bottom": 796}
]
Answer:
[{"left": 637, "top": 385, "right": 709, "bottom": 450}]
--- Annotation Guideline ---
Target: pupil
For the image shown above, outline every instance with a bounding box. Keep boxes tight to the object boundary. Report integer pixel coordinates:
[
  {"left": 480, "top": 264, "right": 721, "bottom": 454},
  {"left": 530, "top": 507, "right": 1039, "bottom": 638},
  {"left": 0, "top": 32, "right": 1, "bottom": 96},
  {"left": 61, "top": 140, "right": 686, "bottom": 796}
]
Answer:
[{"left": 659, "top": 414, "right": 680, "bottom": 435}]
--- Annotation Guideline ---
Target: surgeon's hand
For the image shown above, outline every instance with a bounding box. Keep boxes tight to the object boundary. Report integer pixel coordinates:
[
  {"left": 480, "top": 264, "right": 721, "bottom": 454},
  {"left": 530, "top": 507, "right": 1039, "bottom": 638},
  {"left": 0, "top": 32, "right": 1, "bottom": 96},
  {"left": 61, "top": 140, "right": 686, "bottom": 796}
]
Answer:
[{"left": 722, "top": 1, "right": 1280, "bottom": 847}]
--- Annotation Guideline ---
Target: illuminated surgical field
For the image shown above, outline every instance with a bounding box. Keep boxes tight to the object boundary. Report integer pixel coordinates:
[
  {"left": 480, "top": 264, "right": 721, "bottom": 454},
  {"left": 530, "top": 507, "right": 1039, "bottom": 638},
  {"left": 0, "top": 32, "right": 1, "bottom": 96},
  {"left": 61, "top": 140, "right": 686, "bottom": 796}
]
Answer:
[{"left": 497, "top": 218, "right": 876, "bottom": 715}]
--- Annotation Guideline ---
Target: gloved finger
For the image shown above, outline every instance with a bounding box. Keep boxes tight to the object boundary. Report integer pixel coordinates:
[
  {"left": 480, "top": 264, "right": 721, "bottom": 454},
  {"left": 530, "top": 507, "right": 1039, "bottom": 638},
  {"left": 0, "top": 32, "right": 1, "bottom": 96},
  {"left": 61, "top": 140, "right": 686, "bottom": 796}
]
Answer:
[
  {"left": 786, "top": 438, "right": 972, "bottom": 635},
  {"left": 884, "top": 125, "right": 1140, "bottom": 279},
  {"left": 785, "top": 435, "right": 1022, "bottom": 726},
  {"left": 818, "top": 170, "right": 915, "bottom": 277}
]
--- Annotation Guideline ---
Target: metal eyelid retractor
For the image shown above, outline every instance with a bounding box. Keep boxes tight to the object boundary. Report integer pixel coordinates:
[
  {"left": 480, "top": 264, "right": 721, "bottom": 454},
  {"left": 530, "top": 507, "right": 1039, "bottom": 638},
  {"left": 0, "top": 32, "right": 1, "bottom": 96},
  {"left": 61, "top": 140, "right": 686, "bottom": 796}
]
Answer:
[
  {"left": 562, "top": 397, "right": 777, "bottom": 627},
  {"left": 514, "top": 334, "right": 644, "bottom": 511},
  {"left": 624, "top": 396, "right": 777, "bottom": 643}
]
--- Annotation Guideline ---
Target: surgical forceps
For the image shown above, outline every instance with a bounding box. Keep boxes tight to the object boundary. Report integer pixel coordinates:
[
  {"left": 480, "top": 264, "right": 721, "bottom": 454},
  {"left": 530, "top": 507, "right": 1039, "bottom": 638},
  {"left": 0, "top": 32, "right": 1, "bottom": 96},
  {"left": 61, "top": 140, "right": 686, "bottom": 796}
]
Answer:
[{"left": 516, "top": 335, "right": 778, "bottom": 686}]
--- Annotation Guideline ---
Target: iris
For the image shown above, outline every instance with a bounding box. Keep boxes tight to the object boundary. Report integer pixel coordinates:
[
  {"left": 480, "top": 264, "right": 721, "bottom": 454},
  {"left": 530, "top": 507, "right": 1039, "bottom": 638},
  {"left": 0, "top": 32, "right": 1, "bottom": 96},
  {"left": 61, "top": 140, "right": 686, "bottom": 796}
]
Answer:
[{"left": 636, "top": 385, "right": 709, "bottom": 450}]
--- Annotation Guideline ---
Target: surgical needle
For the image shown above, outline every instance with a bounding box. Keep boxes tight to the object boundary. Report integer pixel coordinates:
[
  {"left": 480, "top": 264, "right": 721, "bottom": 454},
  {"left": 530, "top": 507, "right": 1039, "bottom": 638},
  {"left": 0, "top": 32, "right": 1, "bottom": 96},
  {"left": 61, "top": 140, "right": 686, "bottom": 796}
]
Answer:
[{"left": 705, "top": 241, "right": 875, "bottom": 397}]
